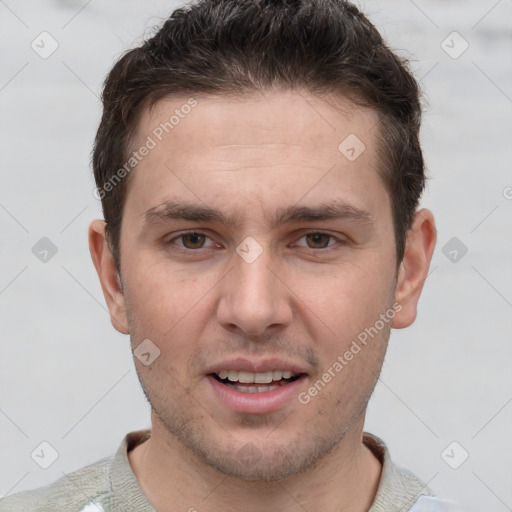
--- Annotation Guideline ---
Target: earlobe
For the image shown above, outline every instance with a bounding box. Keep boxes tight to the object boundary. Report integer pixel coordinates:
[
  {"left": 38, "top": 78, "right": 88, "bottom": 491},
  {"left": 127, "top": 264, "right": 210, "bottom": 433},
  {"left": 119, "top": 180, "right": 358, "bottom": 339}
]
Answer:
[
  {"left": 88, "top": 220, "right": 130, "bottom": 334},
  {"left": 392, "top": 209, "right": 437, "bottom": 329}
]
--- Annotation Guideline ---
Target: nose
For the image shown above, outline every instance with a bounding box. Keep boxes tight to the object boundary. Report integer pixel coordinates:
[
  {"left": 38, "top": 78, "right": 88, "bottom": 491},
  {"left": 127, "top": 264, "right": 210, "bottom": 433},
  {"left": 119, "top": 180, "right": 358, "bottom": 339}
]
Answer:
[{"left": 216, "top": 246, "right": 293, "bottom": 337}]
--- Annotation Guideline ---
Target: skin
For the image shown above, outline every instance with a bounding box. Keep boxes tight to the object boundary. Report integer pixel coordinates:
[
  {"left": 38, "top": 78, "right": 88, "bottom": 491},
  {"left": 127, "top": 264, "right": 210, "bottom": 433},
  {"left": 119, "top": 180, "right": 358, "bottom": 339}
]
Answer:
[{"left": 89, "top": 89, "right": 436, "bottom": 512}]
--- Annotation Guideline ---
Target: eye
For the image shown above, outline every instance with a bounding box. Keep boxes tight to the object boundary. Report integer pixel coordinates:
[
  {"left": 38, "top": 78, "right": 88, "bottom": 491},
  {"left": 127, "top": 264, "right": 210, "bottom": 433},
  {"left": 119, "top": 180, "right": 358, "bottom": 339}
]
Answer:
[
  {"left": 295, "top": 232, "right": 338, "bottom": 249},
  {"left": 170, "top": 232, "right": 217, "bottom": 250}
]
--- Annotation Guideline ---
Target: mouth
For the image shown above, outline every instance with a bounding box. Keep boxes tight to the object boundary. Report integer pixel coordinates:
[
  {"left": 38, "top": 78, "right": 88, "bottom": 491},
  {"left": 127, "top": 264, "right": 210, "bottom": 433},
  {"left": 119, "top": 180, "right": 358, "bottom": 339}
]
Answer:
[
  {"left": 211, "top": 370, "right": 303, "bottom": 393},
  {"left": 206, "top": 365, "right": 308, "bottom": 414}
]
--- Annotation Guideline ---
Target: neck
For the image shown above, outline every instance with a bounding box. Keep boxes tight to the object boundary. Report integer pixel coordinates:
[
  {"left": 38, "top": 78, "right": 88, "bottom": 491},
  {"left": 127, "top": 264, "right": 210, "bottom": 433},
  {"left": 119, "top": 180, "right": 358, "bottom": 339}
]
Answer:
[{"left": 129, "top": 415, "right": 382, "bottom": 512}]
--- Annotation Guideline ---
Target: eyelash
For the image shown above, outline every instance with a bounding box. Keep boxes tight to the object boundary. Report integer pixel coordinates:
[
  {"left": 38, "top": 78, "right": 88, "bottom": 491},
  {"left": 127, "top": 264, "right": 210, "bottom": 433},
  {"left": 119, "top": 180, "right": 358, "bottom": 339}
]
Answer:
[{"left": 166, "top": 230, "right": 346, "bottom": 253}]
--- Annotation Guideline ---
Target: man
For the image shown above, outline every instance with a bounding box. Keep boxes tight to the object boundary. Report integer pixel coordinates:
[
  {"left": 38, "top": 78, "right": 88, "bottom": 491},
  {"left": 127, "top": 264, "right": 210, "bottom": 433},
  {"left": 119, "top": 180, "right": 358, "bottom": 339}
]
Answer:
[{"left": 0, "top": 0, "right": 463, "bottom": 510}]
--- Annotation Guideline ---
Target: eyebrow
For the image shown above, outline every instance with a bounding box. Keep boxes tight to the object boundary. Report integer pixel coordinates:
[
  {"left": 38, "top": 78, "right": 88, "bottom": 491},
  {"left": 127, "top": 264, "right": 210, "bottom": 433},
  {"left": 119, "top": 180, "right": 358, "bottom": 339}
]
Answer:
[{"left": 142, "top": 200, "right": 374, "bottom": 230}]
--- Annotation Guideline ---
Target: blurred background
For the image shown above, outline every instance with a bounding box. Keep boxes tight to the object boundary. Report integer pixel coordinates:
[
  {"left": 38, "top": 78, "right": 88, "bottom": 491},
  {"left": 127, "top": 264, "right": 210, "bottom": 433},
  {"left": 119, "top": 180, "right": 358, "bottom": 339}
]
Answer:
[{"left": 0, "top": 1, "right": 511, "bottom": 510}]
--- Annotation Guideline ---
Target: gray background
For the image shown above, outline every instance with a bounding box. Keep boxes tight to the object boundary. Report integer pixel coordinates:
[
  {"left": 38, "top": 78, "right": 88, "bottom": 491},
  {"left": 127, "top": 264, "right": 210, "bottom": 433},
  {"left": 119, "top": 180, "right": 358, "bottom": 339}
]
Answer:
[{"left": 1, "top": 1, "right": 511, "bottom": 510}]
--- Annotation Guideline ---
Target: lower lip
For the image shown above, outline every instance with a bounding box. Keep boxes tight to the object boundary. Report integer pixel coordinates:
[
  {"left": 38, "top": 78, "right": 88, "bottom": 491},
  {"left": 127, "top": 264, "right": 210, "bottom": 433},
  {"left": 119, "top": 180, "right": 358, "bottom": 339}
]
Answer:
[{"left": 207, "top": 375, "right": 307, "bottom": 414}]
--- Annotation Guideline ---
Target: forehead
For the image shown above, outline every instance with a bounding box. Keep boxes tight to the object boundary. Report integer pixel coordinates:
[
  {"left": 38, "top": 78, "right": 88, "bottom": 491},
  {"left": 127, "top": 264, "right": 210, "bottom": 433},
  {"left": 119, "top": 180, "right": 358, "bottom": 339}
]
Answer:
[
  {"left": 139, "top": 90, "right": 378, "bottom": 155},
  {"left": 124, "top": 89, "right": 387, "bottom": 225}
]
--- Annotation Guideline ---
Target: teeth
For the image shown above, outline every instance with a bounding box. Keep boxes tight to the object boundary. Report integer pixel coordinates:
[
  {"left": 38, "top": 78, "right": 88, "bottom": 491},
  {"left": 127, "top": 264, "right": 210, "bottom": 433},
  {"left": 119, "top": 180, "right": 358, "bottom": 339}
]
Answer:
[
  {"left": 238, "top": 371, "right": 255, "bottom": 383},
  {"left": 230, "top": 384, "right": 281, "bottom": 393},
  {"left": 217, "top": 369, "right": 298, "bottom": 383}
]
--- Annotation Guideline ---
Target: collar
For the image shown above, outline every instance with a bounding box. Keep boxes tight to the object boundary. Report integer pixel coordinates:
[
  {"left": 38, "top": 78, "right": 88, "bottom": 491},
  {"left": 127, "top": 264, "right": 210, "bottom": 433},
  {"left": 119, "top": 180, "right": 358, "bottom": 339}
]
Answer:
[{"left": 108, "top": 430, "right": 434, "bottom": 511}]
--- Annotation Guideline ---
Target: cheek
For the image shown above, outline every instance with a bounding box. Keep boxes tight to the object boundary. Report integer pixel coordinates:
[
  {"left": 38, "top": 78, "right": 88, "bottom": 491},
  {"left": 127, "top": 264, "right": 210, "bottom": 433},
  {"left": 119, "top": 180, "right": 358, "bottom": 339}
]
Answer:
[
  {"left": 124, "top": 254, "right": 211, "bottom": 335},
  {"left": 293, "top": 262, "right": 394, "bottom": 402},
  {"left": 125, "top": 270, "right": 207, "bottom": 385},
  {"left": 297, "top": 259, "right": 393, "bottom": 334}
]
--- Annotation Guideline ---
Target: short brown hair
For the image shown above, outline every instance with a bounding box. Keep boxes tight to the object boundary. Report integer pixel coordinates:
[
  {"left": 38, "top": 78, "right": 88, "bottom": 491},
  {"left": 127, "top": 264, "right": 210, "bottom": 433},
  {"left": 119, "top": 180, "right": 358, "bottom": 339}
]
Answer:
[{"left": 92, "top": 0, "right": 425, "bottom": 271}]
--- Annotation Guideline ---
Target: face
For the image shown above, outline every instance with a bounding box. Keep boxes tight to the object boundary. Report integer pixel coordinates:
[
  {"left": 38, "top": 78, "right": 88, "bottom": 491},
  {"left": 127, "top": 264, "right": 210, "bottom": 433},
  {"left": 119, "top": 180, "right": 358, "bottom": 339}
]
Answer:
[{"left": 102, "top": 90, "right": 403, "bottom": 480}]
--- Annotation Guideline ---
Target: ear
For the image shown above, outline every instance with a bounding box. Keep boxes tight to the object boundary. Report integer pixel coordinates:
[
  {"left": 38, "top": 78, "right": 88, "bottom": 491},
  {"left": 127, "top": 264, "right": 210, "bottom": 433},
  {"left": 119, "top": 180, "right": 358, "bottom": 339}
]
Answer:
[
  {"left": 88, "top": 219, "right": 129, "bottom": 334},
  {"left": 392, "top": 209, "right": 437, "bottom": 329}
]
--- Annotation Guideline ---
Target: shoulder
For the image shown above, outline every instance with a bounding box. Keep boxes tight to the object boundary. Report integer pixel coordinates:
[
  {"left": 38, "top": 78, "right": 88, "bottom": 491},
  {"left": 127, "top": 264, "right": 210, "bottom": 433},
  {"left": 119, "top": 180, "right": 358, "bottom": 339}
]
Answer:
[
  {"left": 0, "top": 455, "right": 112, "bottom": 512},
  {"left": 364, "top": 432, "right": 465, "bottom": 512},
  {"left": 0, "top": 431, "right": 152, "bottom": 512}
]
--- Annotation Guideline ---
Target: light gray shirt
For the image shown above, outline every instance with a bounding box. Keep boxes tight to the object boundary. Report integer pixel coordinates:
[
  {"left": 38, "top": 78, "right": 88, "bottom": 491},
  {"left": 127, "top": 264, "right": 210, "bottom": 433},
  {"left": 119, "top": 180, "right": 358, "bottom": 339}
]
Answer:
[{"left": 0, "top": 430, "right": 463, "bottom": 511}]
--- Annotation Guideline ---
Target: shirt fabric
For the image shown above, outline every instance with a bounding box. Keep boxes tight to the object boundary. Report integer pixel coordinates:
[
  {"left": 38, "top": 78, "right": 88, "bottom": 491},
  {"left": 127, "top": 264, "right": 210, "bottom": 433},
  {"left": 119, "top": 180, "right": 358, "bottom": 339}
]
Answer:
[{"left": 0, "top": 430, "right": 463, "bottom": 511}]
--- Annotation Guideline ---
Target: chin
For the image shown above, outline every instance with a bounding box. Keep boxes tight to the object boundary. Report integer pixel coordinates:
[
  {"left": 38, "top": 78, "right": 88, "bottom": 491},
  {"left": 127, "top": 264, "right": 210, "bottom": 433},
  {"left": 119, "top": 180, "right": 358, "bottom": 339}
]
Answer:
[{"left": 182, "top": 431, "right": 340, "bottom": 482}]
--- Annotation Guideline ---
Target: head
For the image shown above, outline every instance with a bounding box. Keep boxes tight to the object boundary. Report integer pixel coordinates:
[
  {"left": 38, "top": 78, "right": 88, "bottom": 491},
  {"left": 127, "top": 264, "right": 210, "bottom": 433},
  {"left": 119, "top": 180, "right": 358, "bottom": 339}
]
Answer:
[{"left": 89, "top": 0, "right": 436, "bottom": 481}]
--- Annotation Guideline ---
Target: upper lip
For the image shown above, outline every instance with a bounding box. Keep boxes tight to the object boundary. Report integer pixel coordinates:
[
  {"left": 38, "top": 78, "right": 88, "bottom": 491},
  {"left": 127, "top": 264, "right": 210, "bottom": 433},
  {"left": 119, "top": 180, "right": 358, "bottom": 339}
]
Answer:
[{"left": 205, "top": 357, "right": 309, "bottom": 375}]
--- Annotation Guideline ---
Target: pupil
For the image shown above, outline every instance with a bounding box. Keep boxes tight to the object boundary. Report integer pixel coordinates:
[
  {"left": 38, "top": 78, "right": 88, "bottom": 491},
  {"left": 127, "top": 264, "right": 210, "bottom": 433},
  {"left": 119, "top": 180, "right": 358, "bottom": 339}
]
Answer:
[
  {"left": 307, "top": 233, "right": 329, "bottom": 248},
  {"left": 184, "top": 233, "right": 204, "bottom": 248}
]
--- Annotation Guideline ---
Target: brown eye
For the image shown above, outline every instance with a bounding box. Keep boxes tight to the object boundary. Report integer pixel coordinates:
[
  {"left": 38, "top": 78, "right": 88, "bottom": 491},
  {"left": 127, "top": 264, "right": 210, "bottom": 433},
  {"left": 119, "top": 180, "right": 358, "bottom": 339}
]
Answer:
[
  {"left": 305, "top": 233, "right": 332, "bottom": 248},
  {"left": 181, "top": 233, "right": 206, "bottom": 249}
]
